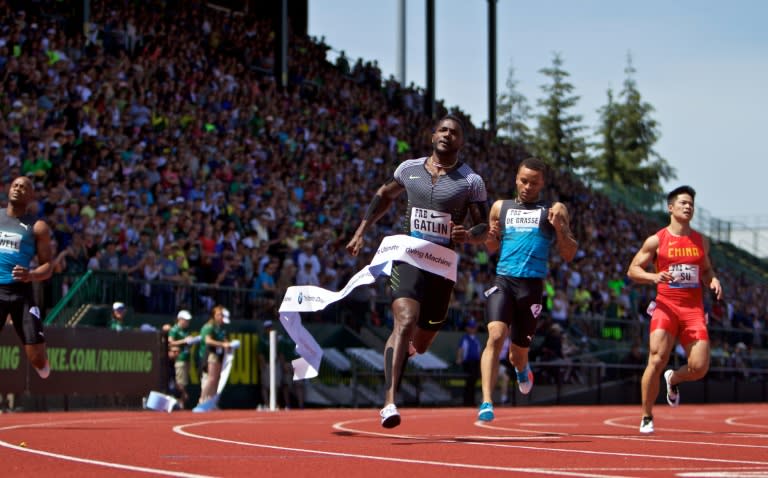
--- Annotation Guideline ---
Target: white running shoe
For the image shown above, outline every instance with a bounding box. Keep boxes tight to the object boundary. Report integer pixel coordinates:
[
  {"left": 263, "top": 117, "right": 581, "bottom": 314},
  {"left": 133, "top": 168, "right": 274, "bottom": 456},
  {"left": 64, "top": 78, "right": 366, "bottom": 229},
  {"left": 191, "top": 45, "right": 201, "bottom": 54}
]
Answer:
[
  {"left": 664, "top": 369, "right": 680, "bottom": 407},
  {"left": 380, "top": 404, "right": 401, "bottom": 428},
  {"left": 639, "top": 416, "right": 654, "bottom": 434}
]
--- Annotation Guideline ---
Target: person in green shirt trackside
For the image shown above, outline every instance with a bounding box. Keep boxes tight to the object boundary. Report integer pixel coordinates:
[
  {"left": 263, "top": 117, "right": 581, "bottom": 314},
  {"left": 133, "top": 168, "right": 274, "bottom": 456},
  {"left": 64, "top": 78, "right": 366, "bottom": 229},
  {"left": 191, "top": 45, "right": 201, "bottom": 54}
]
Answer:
[
  {"left": 196, "top": 305, "right": 232, "bottom": 408},
  {"left": 167, "top": 309, "right": 193, "bottom": 408}
]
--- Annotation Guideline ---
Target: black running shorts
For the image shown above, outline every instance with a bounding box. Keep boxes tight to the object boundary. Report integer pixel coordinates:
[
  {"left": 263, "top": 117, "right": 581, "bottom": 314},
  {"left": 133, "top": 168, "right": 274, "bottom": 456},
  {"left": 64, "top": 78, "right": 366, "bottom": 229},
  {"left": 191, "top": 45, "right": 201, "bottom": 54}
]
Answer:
[
  {"left": 0, "top": 283, "right": 46, "bottom": 345},
  {"left": 485, "top": 276, "right": 543, "bottom": 348},
  {"left": 390, "top": 261, "right": 455, "bottom": 331}
]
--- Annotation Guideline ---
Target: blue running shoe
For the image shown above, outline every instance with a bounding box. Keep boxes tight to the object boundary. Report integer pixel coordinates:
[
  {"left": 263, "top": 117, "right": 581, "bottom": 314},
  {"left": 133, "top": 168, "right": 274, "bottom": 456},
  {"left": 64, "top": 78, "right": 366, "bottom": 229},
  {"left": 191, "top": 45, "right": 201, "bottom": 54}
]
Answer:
[
  {"left": 477, "top": 401, "right": 494, "bottom": 422},
  {"left": 516, "top": 365, "right": 534, "bottom": 395}
]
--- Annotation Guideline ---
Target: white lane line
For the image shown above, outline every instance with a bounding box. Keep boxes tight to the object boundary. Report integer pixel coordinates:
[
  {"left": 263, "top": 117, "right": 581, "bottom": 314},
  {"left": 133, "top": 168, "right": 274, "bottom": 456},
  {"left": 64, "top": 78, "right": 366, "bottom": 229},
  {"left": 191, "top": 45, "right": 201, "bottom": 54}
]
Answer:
[
  {"left": 726, "top": 417, "right": 768, "bottom": 429},
  {"left": 173, "top": 419, "right": 633, "bottom": 478},
  {"left": 474, "top": 416, "right": 768, "bottom": 449},
  {"left": 334, "top": 414, "right": 768, "bottom": 467},
  {"left": 0, "top": 418, "right": 216, "bottom": 478}
]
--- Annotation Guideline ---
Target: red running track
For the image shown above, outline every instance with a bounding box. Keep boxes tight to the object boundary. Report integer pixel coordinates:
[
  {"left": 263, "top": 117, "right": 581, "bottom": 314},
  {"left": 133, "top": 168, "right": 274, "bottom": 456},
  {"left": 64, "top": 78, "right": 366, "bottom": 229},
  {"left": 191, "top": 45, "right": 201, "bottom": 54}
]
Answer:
[{"left": 1, "top": 403, "right": 768, "bottom": 477}]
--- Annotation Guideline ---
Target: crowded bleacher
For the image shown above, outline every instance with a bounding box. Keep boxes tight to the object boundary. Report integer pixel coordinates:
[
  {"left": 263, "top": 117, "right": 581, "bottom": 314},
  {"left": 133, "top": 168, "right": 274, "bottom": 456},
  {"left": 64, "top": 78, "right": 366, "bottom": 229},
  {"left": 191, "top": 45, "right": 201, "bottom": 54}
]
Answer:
[{"left": 2, "top": 0, "right": 765, "bottom": 377}]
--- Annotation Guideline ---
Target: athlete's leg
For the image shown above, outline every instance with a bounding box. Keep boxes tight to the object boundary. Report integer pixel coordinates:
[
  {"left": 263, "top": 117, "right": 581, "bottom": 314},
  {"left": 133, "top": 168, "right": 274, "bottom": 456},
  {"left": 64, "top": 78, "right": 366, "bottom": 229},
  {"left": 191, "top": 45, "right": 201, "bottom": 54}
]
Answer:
[
  {"left": 25, "top": 343, "right": 48, "bottom": 370},
  {"left": 671, "top": 339, "right": 710, "bottom": 384},
  {"left": 641, "top": 328, "right": 675, "bottom": 418},
  {"left": 480, "top": 321, "right": 508, "bottom": 404},
  {"left": 508, "top": 343, "right": 531, "bottom": 372},
  {"left": 411, "top": 327, "right": 438, "bottom": 354},
  {"left": 383, "top": 297, "right": 419, "bottom": 406}
]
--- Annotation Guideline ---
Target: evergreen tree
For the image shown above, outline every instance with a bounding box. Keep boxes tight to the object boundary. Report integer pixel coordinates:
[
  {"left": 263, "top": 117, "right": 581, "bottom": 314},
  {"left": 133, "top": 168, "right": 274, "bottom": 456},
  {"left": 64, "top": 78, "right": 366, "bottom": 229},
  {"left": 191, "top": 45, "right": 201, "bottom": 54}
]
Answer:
[
  {"left": 594, "top": 54, "right": 676, "bottom": 196},
  {"left": 496, "top": 62, "right": 531, "bottom": 145},
  {"left": 594, "top": 88, "right": 626, "bottom": 184},
  {"left": 534, "top": 53, "right": 589, "bottom": 171}
]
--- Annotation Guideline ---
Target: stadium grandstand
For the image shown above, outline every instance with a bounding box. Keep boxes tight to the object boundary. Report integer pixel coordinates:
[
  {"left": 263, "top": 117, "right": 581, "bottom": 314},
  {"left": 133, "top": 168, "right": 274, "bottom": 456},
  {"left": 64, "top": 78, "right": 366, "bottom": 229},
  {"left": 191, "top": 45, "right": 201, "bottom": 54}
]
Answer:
[{"left": 0, "top": 0, "right": 765, "bottom": 412}]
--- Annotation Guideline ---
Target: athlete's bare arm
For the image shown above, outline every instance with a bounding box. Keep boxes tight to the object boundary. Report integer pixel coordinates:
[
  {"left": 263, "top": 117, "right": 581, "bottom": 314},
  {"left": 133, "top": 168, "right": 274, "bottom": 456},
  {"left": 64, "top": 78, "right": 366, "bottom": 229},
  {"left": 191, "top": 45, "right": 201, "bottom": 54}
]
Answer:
[
  {"left": 483, "top": 200, "right": 503, "bottom": 254},
  {"left": 700, "top": 237, "right": 723, "bottom": 300},
  {"left": 548, "top": 201, "right": 578, "bottom": 262},
  {"left": 452, "top": 200, "right": 489, "bottom": 245},
  {"left": 346, "top": 179, "right": 405, "bottom": 257},
  {"left": 627, "top": 234, "right": 674, "bottom": 285},
  {"left": 13, "top": 220, "right": 53, "bottom": 283}
]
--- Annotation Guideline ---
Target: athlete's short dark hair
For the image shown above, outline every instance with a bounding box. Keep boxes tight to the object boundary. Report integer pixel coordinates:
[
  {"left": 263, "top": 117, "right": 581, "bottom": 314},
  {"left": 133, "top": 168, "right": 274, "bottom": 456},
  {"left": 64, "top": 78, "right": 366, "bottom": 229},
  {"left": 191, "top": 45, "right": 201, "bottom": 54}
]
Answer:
[
  {"left": 518, "top": 157, "right": 548, "bottom": 176},
  {"left": 435, "top": 114, "right": 465, "bottom": 138},
  {"left": 667, "top": 185, "right": 696, "bottom": 205}
]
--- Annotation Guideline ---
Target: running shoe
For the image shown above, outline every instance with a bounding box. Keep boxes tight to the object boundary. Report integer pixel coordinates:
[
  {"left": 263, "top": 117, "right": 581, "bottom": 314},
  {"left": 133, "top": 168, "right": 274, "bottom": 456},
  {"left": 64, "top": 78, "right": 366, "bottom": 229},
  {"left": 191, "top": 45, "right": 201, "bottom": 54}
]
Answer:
[
  {"left": 477, "top": 401, "right": 494, "bottom": 422},
  {"left": 516, "top": 365, "right": 534, "bottom": 395},
  {"left": 639, "top": 415, "right": 654, "bottom": 434},
  {"left": 380, "top": 403, "right": 401, "bottom": 428},
  {"left": 664, "top": 369, "right": 680, "bottom": 407},
  {"left": 34, "top": 360, "right": 50, "bottom": 379}
]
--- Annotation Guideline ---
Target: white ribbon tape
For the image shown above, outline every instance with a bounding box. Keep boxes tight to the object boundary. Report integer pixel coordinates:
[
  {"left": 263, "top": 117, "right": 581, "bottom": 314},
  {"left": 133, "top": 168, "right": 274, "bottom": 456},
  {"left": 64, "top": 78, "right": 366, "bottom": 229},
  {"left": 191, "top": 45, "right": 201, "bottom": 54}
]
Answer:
[{"left": 278, "top": 235, "right": 458, "bottom": 380}]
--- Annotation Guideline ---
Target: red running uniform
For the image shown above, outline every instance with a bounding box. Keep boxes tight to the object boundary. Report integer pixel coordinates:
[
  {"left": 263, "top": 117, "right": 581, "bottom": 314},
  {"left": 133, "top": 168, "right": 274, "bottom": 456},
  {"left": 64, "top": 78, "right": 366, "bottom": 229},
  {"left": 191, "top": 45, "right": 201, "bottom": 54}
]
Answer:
[{"left": 650, "top": 228, "right": 708, "bottom": 346}]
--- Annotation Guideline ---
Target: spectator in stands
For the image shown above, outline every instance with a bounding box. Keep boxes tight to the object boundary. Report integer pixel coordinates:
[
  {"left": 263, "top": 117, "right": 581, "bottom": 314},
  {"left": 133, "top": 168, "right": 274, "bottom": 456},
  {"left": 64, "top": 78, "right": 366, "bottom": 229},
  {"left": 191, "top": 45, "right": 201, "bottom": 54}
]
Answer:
[
  {"left": 109, "top": 301, "right": 129, "bottom": 331},
  {"left": 728, "top": 341, "right": 751, "bottom": 379},
  {"left": 455, "top": 318, "right": 482, "bottom": 406},
  {"left": 345, "top": 115, "right": 489, "bottom": 428},
  {"left": 730, "top": 300, "right": 754, "bottom": 348},
  {"left": 250, "top": 258, "right": 278, "bottom": 320},
  {"left": 627, "top": 185, "right": 722, "bottom": 434},
  {"left": 478, "top": 157, "right": 578, "bottom": 422},
  {"left": 550, "top": 289, "right": 570, "bottom": 327}
]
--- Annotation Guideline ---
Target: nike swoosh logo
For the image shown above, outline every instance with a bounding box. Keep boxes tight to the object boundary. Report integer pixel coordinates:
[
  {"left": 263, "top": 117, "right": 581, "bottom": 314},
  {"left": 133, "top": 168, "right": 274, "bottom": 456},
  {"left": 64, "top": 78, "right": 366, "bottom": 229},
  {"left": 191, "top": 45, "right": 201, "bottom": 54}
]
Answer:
[
  {"left": 430, "top": 213, "right": 448, "bottom": 219},
  {"left": 428, "top": 318, "right": 446, "bottom": 325},
  {"left": 409, "top": 175, "right": 421, "bottom": 179}
]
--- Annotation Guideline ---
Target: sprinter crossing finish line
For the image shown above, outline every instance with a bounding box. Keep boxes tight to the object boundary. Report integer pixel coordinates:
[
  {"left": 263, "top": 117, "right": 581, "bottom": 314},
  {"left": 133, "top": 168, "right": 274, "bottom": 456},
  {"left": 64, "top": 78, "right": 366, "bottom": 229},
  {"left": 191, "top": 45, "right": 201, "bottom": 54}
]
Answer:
[{"left": 278, "top": 234, "right": 458, "bottom": 380}]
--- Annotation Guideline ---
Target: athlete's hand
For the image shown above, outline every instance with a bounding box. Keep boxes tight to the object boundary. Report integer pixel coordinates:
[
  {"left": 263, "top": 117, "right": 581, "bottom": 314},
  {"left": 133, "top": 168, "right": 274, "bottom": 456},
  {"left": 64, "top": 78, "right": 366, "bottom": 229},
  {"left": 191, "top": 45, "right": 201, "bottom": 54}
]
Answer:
[
  {"left": 709, "top": 277, "right": 723, "bottom": 301},
  {"left": 12, "top": 265, "right": 31, "bottom": 282},
  {"left": 655, "top": 270, "right": 676, "bottom": 284},
  {"left": 548, "top": 203, "right": 570, "bottom": 232},
  {"left": 346, "top": 234, "right": 364, "bottom": 257},
  {"left": 488, "top": 221, "right": 501, "bottom": 241},
  {"left": 451, "top": 222, "right": 469, "bottom": 243}
]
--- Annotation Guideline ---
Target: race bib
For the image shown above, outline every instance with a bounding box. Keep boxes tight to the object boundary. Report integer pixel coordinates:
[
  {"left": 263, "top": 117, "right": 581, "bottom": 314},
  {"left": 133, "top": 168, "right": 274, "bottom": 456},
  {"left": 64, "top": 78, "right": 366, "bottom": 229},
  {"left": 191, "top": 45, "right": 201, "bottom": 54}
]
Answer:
[
  {"left": 669, "top": 263, "right": 700, "bottom": 288},
  {"left": 505, "top": 208, "right": 541, "bottom": 232},
  {"left": 410, "top": 207, "right": 451, "bottom": 245}
]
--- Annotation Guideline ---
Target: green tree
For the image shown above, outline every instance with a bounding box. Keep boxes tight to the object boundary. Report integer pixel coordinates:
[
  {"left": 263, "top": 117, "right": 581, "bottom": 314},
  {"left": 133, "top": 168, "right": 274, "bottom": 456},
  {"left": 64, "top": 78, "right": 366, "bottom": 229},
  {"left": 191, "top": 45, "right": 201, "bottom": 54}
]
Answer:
[
  {"left": 594, "top": 88, "right": 625, "bottom": 184},
  {"left": 533, "top": 52, "right": 589, "bottom": 171},
  {"left": 496, "top": 62, "right": 531, "bottom": 145},
  {"left": 594, "top": 54, "right": 676, "bottom": 196}
]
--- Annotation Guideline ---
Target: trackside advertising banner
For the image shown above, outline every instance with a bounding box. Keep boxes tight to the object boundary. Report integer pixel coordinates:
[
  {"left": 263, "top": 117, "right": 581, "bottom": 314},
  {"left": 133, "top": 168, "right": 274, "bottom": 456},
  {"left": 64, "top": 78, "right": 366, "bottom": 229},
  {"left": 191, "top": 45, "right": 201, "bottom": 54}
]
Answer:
[{"left": 0, "top": 325, "right": 164, "bottom": 394}]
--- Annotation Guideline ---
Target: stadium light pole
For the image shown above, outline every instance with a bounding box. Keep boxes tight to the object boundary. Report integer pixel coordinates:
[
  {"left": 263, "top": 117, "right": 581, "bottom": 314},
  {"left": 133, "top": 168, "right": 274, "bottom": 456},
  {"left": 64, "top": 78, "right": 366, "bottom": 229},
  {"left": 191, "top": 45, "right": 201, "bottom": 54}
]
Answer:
[
  {"left": 488, "top": 0, "right": 497, "bottom": 133},
  {"left": 397, "top": 0, "right": 406, "bottom": 85},
  {"left": 425, "top": 0, "right": 436, "bottom": 119},
  {"left": 274, "top": 0, "right": 288, "bottom": 90}
]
